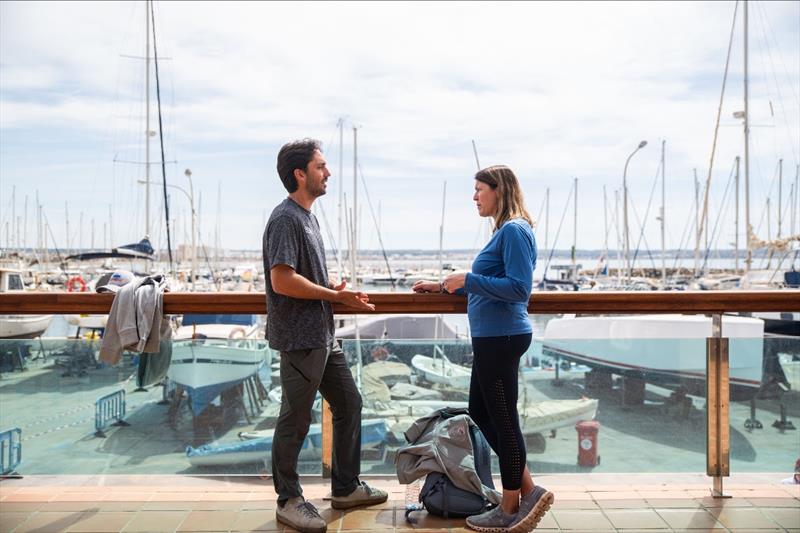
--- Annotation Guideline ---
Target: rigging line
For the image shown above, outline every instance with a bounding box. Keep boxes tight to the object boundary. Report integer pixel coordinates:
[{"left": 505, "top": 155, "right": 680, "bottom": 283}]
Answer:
[
  {"left": 541, "top": 183, "right": 574, "bottom": 278},
  {"left": 357, "top": 162, "right": 396, "bottom": 289},
  {"left": 697, "top": 0, "right": 739, "bottom": 253},
  {"left": 701, "top": 160, "right": 737, "bottom": 271},
  {"left": 630, "top": 157, "right": 663, "bottom": 272},
  {"left": 755, "top": 1, "right": 800, "bottom": 165},
  {"left": 314, "top": 201, "right": 344, "bottom": 277},
  {"left": 628, "top": 192, "right": 657, "bottom": 273},
  {"left": 753, "top": 158, "right": 780, "bottom": 239},
  {"left": 150, "top": 0, "right": 174, "bottom": 274},
  {"left": 40, "top": 210, "right": 66, "bottom": 274}
]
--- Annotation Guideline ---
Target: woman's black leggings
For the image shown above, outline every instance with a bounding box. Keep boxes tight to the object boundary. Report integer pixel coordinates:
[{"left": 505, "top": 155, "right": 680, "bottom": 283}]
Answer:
[{"left": 469, "top": 333, "right": 532, "bottom": 490}]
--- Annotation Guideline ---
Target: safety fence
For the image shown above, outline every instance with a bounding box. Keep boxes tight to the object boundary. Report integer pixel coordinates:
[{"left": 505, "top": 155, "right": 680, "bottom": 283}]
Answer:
[
  {"left": 0, "top": 427, "right": 22, "bottom": 477},
  {"left": 94, "top": 389, "right": 130, "bottom": 438}
]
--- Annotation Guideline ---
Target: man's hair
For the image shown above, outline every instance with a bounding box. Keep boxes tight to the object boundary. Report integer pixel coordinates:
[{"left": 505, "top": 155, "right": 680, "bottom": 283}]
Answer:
[
  {"left": 475, "top": 165, "right": 535, "bottom": 231},
  {"left": 276, "top": 138, "right": 322, "bottom": 193}
]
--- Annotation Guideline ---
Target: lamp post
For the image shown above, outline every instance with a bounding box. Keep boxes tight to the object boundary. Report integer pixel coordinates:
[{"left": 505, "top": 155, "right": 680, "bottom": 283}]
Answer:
[
  {"left": 623, "top": 140, "right": 647, "bottom": 282},
  {"left": 137, "top": 170, "right": 196, "bottom": 290}
]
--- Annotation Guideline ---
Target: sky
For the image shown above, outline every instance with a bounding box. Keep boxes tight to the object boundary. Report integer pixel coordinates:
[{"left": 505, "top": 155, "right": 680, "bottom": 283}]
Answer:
[{"left": 1, "top": 1, "right": 799, "bottom": 255}]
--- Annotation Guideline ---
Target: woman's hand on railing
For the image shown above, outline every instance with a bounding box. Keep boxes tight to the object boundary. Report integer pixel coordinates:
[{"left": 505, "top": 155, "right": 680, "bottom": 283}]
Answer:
[{"left": 412, "top": 280, "right": 441, "bottom": 293}]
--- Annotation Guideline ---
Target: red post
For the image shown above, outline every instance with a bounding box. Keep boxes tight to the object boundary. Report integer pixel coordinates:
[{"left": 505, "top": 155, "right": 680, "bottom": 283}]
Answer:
[{"left": 576, "top": 420, "right": 600, "bottom": 467}]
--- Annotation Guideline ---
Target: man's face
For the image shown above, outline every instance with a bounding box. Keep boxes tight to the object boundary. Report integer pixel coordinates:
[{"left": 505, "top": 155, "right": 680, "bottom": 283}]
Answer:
[{"left": 299, "top": 150, "right": 330, "bottom": 198}]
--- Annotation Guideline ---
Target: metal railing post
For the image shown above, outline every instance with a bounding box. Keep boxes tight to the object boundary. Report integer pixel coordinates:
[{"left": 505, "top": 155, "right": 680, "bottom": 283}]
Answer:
[{"left": 707, "top": 313, "right": 731, "bottom": 498}]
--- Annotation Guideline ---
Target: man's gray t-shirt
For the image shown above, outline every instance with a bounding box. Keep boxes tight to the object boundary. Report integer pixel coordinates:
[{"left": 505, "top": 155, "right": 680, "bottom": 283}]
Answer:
[{"left": 263, "top": 198, "right": 334, "bottom": 351}]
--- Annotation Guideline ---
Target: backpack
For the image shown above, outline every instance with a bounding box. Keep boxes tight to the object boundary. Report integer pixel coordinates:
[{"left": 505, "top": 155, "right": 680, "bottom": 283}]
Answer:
[{"left": 405, "top": 409, "right": 496, "bottom": 521}]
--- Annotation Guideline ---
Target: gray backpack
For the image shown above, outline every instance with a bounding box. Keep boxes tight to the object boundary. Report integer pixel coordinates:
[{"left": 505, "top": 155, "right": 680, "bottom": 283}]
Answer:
[{"left": 405, "top": 408, "right": 496, "bottom": 521}]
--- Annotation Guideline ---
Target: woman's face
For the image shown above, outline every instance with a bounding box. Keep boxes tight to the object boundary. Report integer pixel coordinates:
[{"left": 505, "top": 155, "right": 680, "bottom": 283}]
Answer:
[{"left": 473, "top": 179, "right": 498, "bottom": 218}]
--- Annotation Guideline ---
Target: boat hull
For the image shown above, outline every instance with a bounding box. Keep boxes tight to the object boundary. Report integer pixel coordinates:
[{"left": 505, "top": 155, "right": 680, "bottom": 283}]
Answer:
[
  {"left": 542, "top": 314, "right": 764, "bottom": 395},
  {"left": 0, "top": 315, "right": 53, "bottom": 339}
]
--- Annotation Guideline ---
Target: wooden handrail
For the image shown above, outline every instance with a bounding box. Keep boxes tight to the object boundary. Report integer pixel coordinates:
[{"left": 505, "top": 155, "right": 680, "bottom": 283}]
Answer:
[{"left": 1, "top": 290, "right": 798, "bottom": 314}]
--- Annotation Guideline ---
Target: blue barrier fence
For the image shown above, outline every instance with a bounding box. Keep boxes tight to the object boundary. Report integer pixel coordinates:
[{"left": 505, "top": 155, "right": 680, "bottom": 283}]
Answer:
[
  {"left": 0, "top": 427, "right": 22, "bottom": 477},
  {"left": 95, "top": 389, "right": 130, "bottom": 438}
]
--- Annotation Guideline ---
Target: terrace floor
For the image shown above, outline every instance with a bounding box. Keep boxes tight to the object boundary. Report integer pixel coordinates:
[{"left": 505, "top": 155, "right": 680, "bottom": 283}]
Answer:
[{"left": 0, "top": 473, "right": 798, "bottom": 532}]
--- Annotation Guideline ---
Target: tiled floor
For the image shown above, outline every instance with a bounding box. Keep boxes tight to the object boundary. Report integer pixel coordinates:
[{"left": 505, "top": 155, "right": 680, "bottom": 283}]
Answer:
[{"left": 0, "top": 473, "right": 798, "bottom": 532}]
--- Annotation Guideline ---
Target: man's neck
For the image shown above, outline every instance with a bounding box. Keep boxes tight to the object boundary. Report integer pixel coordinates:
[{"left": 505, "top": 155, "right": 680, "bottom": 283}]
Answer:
[{"left": 288, "top": 191, "right": 314, "bottom": 211}]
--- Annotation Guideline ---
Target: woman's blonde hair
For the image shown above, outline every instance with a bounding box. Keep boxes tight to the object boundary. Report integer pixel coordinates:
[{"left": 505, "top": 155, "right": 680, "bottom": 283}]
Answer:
[{"left": 475, "top": 165, "right": 534, "bottom": 232}]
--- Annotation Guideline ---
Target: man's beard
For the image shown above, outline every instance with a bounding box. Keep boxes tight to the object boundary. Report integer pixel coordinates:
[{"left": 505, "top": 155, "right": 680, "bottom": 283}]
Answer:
[{"left": 311, "top": 181, "right": 327, "bottom": 197}]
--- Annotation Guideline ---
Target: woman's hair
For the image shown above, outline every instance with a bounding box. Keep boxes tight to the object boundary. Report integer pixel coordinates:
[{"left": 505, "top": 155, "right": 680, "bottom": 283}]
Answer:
[{"left": 474, "top": 165, "right": 534, "bottom": 231}]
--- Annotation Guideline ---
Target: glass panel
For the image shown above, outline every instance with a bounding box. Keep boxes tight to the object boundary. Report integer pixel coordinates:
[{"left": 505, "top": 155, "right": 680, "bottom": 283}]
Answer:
[
  {"left": 0, "top": 314, "right": 280, "bottom": 476},
  {"left": 729, "top": 332, "right": 799, "bottom": 477},
  {"left": 346, "top": 313, "right": 725, "bottom": 477}
]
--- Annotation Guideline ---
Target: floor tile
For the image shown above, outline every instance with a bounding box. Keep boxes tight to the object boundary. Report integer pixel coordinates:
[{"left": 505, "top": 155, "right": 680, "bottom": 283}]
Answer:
[
  {"left": 340, "top": 509, "right": 395, "bottom": 530},
  {"left": 761, "top": 507, "right": 800, "bottom": 529},
  {"left": 65, "top": 511, "right": 136, "bottom": 532},
  {"left": 604, "top": 508, "right": 670, "bottom": 529},
  {"left": 551, "top": 509, "right": 615, "bottom": 530},
  {"left": 13, "top": 511, "right": 85, "bottom": 533},
  {"left": 122, "top": 510, "right": 189, "bottom": 532},
  {"left": 230, "top": 510, "right": 284, "bottom": 531},
  {"left": 0, "top": 502, "right": 43, "bottom": 513},
  {"left": 645, "top": 497, "right": 703, "bottom": 508},
  {"left": 176, "top": 510, "right": 239, "bottom": 532},
  {"left": 708, "top": 506, "right": 786, "bottom": 530},
  {"left": 0, "top": 511, "right": 32, "bottom": 532},
  {"left": 594, "top": 498, "right": 649, "bottom": 508},
  {"left": 140, "top": 500, "right": 198, "bottom": 511},
  {"left": 655, "top": 508, "right": 724, "bottom": 529}
]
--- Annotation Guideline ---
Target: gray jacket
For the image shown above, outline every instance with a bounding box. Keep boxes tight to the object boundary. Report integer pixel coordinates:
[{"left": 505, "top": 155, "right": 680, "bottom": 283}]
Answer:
[
  {"left": 99, "top": 274, "right": 171, "bottom": 365},
  {"left": 395, "top": 409, "right": 501, "bottom": 505}
]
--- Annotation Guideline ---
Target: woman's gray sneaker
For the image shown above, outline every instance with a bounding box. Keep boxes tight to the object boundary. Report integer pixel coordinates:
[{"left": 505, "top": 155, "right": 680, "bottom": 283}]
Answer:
[
  {"left": 331, "top": 481, "right": 388, "bottom": 509},
  {"left": 276, "top": 496, "right": 327, "bottom": 533},
  {"left": 465, "top": 505, "right": 516, "bottom": 532},
  {"left": 509, "top": 486, "right": 554, "bottom": 533}
]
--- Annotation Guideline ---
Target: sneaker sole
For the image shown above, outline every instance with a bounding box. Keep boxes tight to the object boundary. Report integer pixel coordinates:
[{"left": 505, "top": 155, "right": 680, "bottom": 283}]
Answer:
[
  {"left": 276, "top": 513, "right": 327, "bottom": 533},
  {"left": 330, "top": 494, "right": 388, "bottom": 510},
  {"left": 509, "top": 491, "right": 554, "bottom": 533}
]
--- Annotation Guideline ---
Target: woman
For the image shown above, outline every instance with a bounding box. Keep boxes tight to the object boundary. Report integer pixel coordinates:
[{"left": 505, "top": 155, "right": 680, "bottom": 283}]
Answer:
[{"left": 413, "top": 165, "right": 553, "bottom": 533}]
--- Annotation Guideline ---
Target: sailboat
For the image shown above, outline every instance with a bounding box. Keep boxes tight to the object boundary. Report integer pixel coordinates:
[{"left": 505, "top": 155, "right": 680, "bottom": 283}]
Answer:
[{"left": 0, "top": 269, "right": 52, "bottom": 339}]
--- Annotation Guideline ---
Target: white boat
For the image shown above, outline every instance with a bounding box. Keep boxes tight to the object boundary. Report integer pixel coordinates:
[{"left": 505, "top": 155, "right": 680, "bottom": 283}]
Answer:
[
  {"left": 389, "top": 382, "right": 442, "bottom": 401},
  {"left": 0, "top": 269, "right": 52, "bottom": 339},
  {"left": 519, "top": 398, "right": 598, "bottom": 435},
  {"left": 336, "top": 314, "right": 461, "bottom": 340},
  {"left": 189, "top": 419, "right": 390, "bottom": 466},
  {"left": 411, "top": 353, "right": 471, "bottom": 389},
  {"left": 168, "top": 314, "right": 271, "bottom": 413},
  {"left": 542, "top": 314, "right": 765, "bottom": 394}
]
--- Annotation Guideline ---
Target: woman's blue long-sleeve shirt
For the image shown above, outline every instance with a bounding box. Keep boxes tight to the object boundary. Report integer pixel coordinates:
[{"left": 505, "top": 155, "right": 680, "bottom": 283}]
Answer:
[{"left": 462, "top": 218, "right": 536, "bottom": 337}]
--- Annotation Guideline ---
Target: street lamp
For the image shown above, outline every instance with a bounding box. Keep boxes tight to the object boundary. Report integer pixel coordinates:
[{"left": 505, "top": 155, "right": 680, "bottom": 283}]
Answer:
[
  {"left": 623, "top": 140, "right": 647, "bottom": 282},
  {"left": 136, "top": 170, "right": 196, "bottom": 290}
]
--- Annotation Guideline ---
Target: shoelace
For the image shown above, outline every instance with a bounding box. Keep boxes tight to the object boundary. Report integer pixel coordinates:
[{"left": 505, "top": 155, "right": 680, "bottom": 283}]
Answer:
[{"left": 297, "top": 501, "right": 321, "bottom": 519}]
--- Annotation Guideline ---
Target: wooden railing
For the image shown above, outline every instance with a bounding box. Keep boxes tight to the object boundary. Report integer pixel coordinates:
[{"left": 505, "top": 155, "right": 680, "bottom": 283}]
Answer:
[{"left": 2, "top": 290, "right": 799, "bottom": 314}]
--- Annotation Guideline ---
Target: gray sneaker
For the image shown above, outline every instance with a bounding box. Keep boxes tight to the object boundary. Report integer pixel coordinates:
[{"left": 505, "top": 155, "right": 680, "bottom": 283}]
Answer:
[
  {"left": 466, "top": 505, "right": 516, "bottom": 532},
  {"left": 509, "top": 485, "right": 554, "bottom": 533},
  {"left": 331, "top": 481, "right": 388, "bottom": 509},
  {"left": 276, "top": 496, "right": 327, "bottom": 533}
]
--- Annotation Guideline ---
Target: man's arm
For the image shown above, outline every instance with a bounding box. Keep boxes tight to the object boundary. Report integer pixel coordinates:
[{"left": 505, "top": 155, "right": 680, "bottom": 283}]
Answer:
[{"left": 271, "top": 264, "right": 374, "bottom": 311}]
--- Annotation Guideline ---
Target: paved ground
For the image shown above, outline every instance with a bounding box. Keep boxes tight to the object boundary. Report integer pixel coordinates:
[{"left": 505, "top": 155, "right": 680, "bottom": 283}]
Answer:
[{"left": 0, "top": 473, "right": 798, "bottom": 532}]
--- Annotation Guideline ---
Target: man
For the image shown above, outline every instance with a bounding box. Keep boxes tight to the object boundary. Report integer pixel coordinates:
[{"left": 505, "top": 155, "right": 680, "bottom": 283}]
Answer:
[{"left": 263, "top": 139, "right": 387, "bottom": 533}]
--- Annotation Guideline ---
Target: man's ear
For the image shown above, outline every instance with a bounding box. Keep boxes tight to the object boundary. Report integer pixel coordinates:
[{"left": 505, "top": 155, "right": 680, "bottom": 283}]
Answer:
[{"left": 293, "top": 167, "right": 306, "bottom": 187}]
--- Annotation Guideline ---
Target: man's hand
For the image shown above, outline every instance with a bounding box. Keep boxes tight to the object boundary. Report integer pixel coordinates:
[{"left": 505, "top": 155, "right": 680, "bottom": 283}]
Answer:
[
  {"left": 331, "top": 280, "right": 347, "bottom": 291},
  {"left": 335, "top": 289, "right": 375, "bottom": 311}
]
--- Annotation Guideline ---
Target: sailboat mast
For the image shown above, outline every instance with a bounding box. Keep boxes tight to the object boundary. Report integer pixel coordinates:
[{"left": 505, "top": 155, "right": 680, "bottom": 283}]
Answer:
[
  {"left": 572, "top": 177, "right": 577, "bottom": 272},
  {"left": 735, "top": 156, "right": 740, "bottom": 273},
  {"left": 438, "top": 181, "right": 447, "bottom": 282},
  {"left": 694, "top": 169, "right": 700, "bottom": 277},
  {"left": 777, "top": 159, "right": 783, "bottom": 238},
  {"left": 545, "top": 187, "right": 550, "bottom": 253},
  {"left": 144, "top": 0, "right": 152, "bottom": 241},
  {"left": 338, "top": 119, "right": 344, "bottom": 281},
  {"left": 660, "top": 140, "right": 666, "bottom": 284},
  {"left": 351, "top": 126, "right": 358, "bottom": 287},
  {"left": 603, "top": 185, "right": 608, "bottom": 273},
  {"left": 743, "top": 0, "right": 752, "bottom": 273}
]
